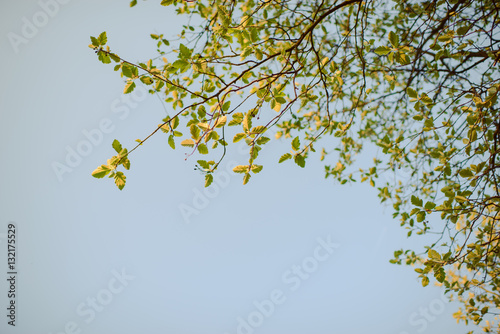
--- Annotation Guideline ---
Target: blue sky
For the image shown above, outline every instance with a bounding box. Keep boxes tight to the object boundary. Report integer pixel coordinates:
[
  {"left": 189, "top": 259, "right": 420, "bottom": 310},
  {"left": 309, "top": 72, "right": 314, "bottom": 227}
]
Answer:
[{"left": 0, "top": 1, "right": 472, "bottom": 333}]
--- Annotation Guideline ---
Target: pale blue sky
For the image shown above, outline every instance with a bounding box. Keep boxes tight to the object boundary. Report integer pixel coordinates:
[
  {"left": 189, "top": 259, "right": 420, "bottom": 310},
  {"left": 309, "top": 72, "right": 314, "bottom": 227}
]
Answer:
[{"left": 0, "top": 1, "right": 472, "bottom": 333}]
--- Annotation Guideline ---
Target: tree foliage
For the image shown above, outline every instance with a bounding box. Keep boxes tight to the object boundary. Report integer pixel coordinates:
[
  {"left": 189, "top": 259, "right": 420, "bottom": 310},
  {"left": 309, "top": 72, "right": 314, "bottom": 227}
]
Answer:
[{"left": 90, "top": 0, "right": 500, "bottom": 330}]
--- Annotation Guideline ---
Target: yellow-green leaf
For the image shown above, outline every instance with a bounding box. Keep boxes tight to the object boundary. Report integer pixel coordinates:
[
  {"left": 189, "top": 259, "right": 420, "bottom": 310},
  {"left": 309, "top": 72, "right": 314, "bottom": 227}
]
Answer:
[
  {"left": 123, "top": 81, "right": 136, "bottom": 94},
  {"left": 422, "top": 276, "right": 429, "bottom": 287},
  {"left": 181, "top": 139, "right": 195, "bottom": 147},
  {"left": 205, "top": 174, "right": 213, "bottom": 187},
  {"left": 428, "top": 249, "right": 441, "bottom": 261},
  {"left": 233, "top": 165, "right": 249, "bottom": 173},
  {"left": 114, "top": 171, "right": 126, "bottom": 190},
  {"left": 374, "top": 46, "right": 392, "bottom": 56},
  {"left": 388, "top": 31, "right": 399, "bottom": 48},
  {"left": 168, "top": 135, "right": 175, "bottom": 149},
  {"left": 279, "top": 153, "right": 292, "bottom": 163},
  {"left": 251, "top": 164, "right": 263, "bottom": 173},
  {"left": 198, "top": 143, "right": 208, "bottom": 154},
  {"left": 233, "top": 133, "right": 246, "bottom": 143},
  {"left": 215, "top": 115, "right": 227, "bottom": 128},
  {"left": 92, "top": 165, "right": 111, "bottom": 178}
]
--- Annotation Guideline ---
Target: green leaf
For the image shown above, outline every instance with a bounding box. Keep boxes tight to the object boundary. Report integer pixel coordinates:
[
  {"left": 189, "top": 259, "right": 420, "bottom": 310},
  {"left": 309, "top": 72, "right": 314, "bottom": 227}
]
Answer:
[
  {"left": 205, "top": 174, "right": 213, "bottom": 187},
  {"left": 155, "top": 80, "right": 164, "bottom": 91},
  {"left": 374, "top": 46, "right": 392, "bottom": 56},
  {"left": 434, "top": 50, "right": 444, "bottom": 61},
  {"left": 416, "top": 211, "right": 426, "bottom": 222},
  {"left": 140, "top": 76, "right": 153, "bottom": 85},
  {"left": 251, "top": 165, "right": 263, "bottom": 173},
  {"left": 469, "top": 129, "right": 477, "bottom": 142},
  {"left": 168, "top": 116, "right": 178, "bottom": 130},
  {"left": 279, "top": 153, "right": 292, "bottom": 163},
  {"left": 222, "top": 101, "right": 231, "bottom": 112},
  {"left": 90, "top": 36, "right": 99, "bottom": 47},
  {"left": 172, "top": 59, "right": 189, "bottom": 70},
  {"left": 434, "top": 268, "right": 445, "bottom": 283},
  {"left": 240, "top": 47, "right": 253, "bottom": 58},
  {"left": 271, "top": 99, "right": 281, "bottom": 112},
  {"left": 424, "top": 118, "right": 434, "bottom": 128},
  {"left": 122, "top": 158, "right": 130, "bottom": 170},
  {"left": 207, "top": 130, "right": 219, "bottom": 142},
  {"left": 228, "top": 118, "right": 242, "bottom": 126},
  {"left": 437, "top": 34, "right": 451, "bottom": 42},
  {"left": 123, "top": 81, "right": 136, "bottom": 94},
  {"left": 168, "top": 135, "right": 175, "bottom": 149},
  {"left": 428, "top": 249, "right": 441, "bottom": 261},
  {"left": 291, "top": 136, "right": 300, "bottom": 151},
  {"left": 411, "top": 195, "right": 423, "bottom": 207},
  {"left": 114, "top": 171, "right": 126, "bottom": 190},
  {"left": 420, "top": 93, "right": 433, "bottom": 104},
  {"left": 190, "top": 124, "right": 200, "bottom": 140},
  {"left": 255, "top": 48, "right": 263, "bottom": 60},
  {"left": 98, "top": 52, "right": 111, "bottom": 64},
  {"left": 92, "top": 165, "right": 111, "bottom": 178},
  {"left": 231, "top": 112, "right": 243, "bottom": 121},
  {"left": 251, "top": 126, "right": 266, "bottom": 134},
  {"left": 457, "top": 25, "right": 470, "bottom": 36},
  {"left": 195, "top": 106, "right": 205, "bottom": 119},
  {"left": 122, "top": 63, "right": 136, "bottom": 78},
  {"left": 197, "top": 160, "right": 209, "bottom": 169},
  {"left": 459, "top": 169, "right": 474, "bottom": 178},
  {"left": 181, "top": 139, "right": 195, "bottom": 147},
  {"left": 243, "top": 173, "right": 251, "bottom": 185},
  {"left": 179, "top": 43, "right": 191, "bottom": 58},
  {"left": 98, "top": 31, "right": 107, "bottom": 46},
  {"left": 388, "top": 31, "right": 399, "bottom": 48},
  {"left": 112, "top": 139, "right": 122, "bottom": 153},
  {"left": 407, "top": 87, "right": 418, "bottom": 98},
  {"left": 421, "top": 276, "right": 429, "bottom": 287},
  {"left": 256, "top": 136, "right": 270, "bottom": 145},
  {"left": 294, "top": 154, "right": 306, "bottom": 168},
  {"left": 395, "top": 52, "right": 410, "bottom": 65},
  {"left": 424, "top": 201, "right": 436, "bottom": 210},
  {"left": 250, "top": 145, "right": 261, "bottom": 160},
  {"left": 197, "top": 143, "right": 208, "bottom": 154},
  {"left": 109, "top": 53, "right": 120, "bottom": 63},
  {"left": 275, "top": 96, "right": 286, "bottom": 104},
  {"left": 130, "top": 0, "right": 137, "bottom": 7},
  {"left": 233, "top": 133, "right": 246, "bottom": 143}
]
